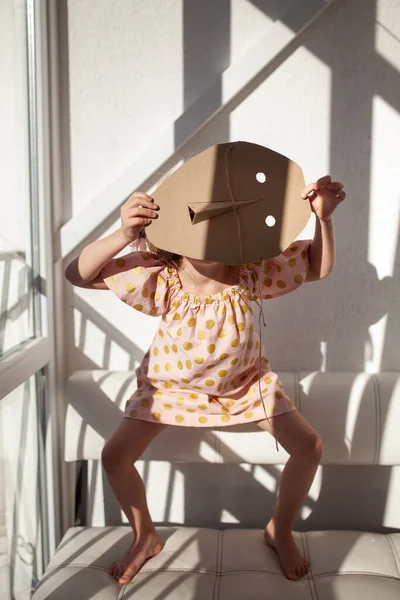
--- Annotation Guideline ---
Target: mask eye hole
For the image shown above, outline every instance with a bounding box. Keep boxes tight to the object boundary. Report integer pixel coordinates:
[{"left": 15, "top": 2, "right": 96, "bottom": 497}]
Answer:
[
  {"left": 256, "top": 172, "right": 266, "bottom": 183},
  {"left": 265, "top": 215, "right": 276, "bottom": 227}
]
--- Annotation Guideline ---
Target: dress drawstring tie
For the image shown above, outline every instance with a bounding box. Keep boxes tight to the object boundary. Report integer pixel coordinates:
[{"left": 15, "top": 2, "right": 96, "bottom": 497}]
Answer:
[{"left": 225, "top": 145, "right": 279, "bottom": 452}]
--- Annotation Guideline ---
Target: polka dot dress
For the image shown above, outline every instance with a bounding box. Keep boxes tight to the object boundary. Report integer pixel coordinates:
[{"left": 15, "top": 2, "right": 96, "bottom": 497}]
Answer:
[{"left": 100, "top": 238, "right": 312, "bottom": 427}]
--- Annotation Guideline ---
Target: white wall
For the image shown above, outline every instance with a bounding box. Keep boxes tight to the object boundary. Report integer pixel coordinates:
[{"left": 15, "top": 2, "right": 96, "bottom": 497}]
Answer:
[{"left": 62, "top": 0, "right": 400, "bottom": 378}]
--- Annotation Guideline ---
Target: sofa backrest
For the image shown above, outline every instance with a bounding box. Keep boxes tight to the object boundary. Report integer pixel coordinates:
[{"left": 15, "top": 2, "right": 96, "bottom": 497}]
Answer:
[
  {"left": 64, "top": 370, "right": 400, "bottom": 531},
  {"left": 66, "top": 370, "right": 400, "bottom": 465}
]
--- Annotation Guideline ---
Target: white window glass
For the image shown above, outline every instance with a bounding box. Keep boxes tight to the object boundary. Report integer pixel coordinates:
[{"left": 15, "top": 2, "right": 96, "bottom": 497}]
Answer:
[
  {"left": 0, "top": 374, "right": 44, "bottom": 600},
  {"left": 0, "top": 0, "right": 36, "bottom": 358}
]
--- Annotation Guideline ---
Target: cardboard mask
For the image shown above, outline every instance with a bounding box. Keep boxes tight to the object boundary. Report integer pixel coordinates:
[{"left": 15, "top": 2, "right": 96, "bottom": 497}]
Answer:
[{"left": 147, "top": 141, "right": 311, "bottom": 265}]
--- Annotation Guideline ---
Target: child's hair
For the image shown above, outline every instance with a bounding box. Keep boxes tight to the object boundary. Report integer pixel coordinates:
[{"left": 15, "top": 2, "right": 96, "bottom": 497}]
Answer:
[{"left": 140, "top": 229, "right": 183, "bottom": 271}]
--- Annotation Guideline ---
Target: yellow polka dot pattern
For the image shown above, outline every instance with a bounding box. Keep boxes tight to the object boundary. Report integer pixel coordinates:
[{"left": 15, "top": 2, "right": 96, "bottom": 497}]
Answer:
[
  {"left": 246, "top": 239, "right": 311, "bottom": 302},
  {"left": 102, "top": 238, "right": 310, "bottom": 427}
]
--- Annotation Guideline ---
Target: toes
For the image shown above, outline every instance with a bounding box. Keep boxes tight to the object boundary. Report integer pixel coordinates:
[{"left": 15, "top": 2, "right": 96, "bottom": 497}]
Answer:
[
  {"left": 119, "top": 568, "right": 136, "bottom": 585},
  {"left": 297, "top": 562, "right": 308, "bottom": 579},
  {"left": 287, "top": 569, "right": 298, "bottom": 581},
  {"left": 295, "top": 566, "right": 303, "bottom": 579}
]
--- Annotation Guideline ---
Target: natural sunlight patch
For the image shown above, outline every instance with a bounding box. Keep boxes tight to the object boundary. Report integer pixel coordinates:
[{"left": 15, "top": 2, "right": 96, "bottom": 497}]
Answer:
[
  {"left": 300, "top": 467, "right": 322, "bottom": 520},
  {"left": 344, "top": 375, "right": 371, "bottom": 457},
  {"left": 320, "top": 340, "right": 327, "bottom": 371},
  {"left": 199, "top": 439, "right": 221, "bottom": 462},
  {"left": 240, "top": 463, "right": 280, "bottom": 494},
  {"left": 73, "top": 287, "right": 157, "bottom": 367},
  {"left": 230, "top": 0, "right": 275, "bottom": 63},
  {"left": 137, "top": 462, "right": 185, "bottom": 524},
  {"left": 382, "top": 467, "right": 400, "bottom": 528},
  {"left": 370, "top": 96, "right": 400, "bottom": 279},
  {"left": 365, "top": 314, "right": 388, "bottom": 373},
  {"left": 253, "top": 465, "right": 277, "bottom": 493},
  {"left": 221, "top": 509, "right": 240, "bottom": 523},
  {"left": 379, "top": 378, "right": 400, "bottom": 465},
  {"left": 375, "top": 18, "right": 400, "bottom": 75}
]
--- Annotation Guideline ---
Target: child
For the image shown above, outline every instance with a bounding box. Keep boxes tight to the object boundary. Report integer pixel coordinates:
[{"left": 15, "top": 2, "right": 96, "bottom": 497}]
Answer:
[{"left": 65, "top": 176, "right": 345, "bottom": 584}]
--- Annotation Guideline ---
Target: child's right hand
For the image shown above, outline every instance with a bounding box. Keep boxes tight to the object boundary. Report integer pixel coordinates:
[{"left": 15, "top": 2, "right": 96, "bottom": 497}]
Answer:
[{"left": 120, "top": 192, "right": 159, "bottom": 243}]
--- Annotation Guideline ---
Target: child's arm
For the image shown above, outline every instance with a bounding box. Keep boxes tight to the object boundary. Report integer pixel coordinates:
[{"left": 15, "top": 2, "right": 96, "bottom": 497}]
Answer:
[
  {"left": 64, "top": 228, "right": 134, "bottom": 289},
  {"left": 64, "top": 192, "right": 159, "bottom": 289},
  {"left": 305, "top": 216, "right": 335, "bottom": 282},
  {"left": 301, "top": 175, "right": 345, "bottom": 282}
]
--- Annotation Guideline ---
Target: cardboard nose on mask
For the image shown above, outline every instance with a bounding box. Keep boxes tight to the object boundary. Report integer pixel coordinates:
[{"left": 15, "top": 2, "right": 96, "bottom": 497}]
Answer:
[
  {"left": 147, "top": 141, "right": 311, "bottom": 265},
  {"left": 187, "top": 198, "right": 263, "bottom": 224}
]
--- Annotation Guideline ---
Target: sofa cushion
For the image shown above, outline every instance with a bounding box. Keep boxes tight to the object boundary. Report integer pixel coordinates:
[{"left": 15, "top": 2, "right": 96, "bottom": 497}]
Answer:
[{"left": 32, "top": 526, "right": 400, "bottom": 599}]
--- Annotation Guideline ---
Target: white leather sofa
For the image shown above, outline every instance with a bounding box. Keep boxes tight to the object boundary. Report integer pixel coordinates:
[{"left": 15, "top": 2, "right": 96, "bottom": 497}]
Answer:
[{"left": 32, "top": 370, "right": 400, "bottom": 599}]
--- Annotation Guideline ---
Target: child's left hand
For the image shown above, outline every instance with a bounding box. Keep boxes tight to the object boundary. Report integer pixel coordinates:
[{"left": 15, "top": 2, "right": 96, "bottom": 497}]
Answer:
[{"left": 301, "top": 175, "right": 346, "bottom": 221}]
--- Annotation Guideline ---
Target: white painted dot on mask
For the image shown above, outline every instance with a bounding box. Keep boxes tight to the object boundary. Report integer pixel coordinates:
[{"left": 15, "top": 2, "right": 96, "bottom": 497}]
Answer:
[
  {"left": 256, "top": 172, "right": 266, "bottom": 183},
  {"left": 265, "top": 215, "right": 276, "bottom": 227}
]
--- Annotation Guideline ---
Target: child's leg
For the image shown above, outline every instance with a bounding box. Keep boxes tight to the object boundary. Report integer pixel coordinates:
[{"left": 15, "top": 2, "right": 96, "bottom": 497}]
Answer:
[
  {"left": 257, "top": 409, "right": 322, "bottom": 581},
  {"left": 101, "top": 417, "right": 167, "bottom": 584}
]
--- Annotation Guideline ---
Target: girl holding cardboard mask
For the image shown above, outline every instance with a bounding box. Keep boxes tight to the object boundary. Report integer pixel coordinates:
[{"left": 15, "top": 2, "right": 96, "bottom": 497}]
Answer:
[{"left": 65, "top": 142, "right": 346, "bottom": 584}]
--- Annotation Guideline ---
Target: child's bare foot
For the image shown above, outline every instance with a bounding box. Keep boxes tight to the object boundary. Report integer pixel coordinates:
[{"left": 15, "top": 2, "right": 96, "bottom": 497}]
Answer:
[
  {"left": 264, "top": 519, "right": 309, "bottom": 581},
  {"left": 110, "top": 530, "right": 163, "bottom": 584}
]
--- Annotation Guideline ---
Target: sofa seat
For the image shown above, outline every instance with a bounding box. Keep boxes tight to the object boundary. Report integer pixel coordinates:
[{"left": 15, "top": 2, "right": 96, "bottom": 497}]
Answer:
[{"left": 32, "top": 526, "right": 400, "bottom": 599}]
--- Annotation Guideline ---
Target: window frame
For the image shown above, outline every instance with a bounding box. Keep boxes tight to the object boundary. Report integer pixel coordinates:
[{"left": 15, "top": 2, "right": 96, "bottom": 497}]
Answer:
[{"left": 0, "top": 0, "right": 70, "bottom": 577}]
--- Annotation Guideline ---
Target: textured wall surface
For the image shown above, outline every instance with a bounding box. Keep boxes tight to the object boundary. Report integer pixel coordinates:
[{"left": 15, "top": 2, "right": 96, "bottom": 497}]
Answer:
[{"left": 63, "top": 0, "right": 400, "bottom": 379}]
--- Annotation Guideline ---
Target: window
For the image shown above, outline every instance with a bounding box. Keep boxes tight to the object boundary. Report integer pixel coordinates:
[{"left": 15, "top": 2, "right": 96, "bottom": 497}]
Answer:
[
  {"left": 0, "top": 2, "right": 62, "bottom": 597},
  {"left": 0, "top": 0, "right": 37, "bottom": 358},
  {"left": 0, "top": 374, "right": 46, "bottom": 598}
]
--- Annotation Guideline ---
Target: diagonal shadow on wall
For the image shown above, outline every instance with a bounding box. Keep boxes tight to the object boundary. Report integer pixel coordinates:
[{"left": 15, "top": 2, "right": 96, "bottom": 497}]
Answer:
[{"left": 49, "top": 1, "right": 400, "bottom": 595}]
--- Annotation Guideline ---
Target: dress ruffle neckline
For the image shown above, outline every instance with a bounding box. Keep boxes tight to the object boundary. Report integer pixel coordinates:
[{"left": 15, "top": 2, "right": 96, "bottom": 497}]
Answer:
[{"left": 164, "top": 264, "right": 249, "bottom": 305}]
